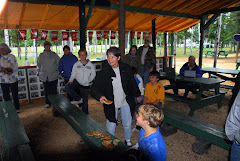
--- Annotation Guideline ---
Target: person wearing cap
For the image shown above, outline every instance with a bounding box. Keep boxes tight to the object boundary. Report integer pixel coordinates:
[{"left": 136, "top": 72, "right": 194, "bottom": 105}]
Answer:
[
  {"left": 137, "top": 36, "right": 156, "bottom": 86},
  {"left": 59, "top": 45, "right": 78, "bottom": 100},
  {"left": 0, "top": 43, "right": 20, "bottom": 112},
  {"left": 37, "top": 41, "right": 60, "bottom": 108}
]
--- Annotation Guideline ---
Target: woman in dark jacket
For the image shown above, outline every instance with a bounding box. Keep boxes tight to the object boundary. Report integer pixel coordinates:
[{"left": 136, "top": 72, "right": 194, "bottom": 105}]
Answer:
[{"left": 91, "top": 47, "right": 140, "bottom": 147}]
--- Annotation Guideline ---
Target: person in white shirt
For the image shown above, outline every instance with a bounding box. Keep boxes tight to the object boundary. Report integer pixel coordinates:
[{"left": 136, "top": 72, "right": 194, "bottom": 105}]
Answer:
[
  {"left": 0, "top": 43, "right": 20, "bottom": 112},
  {"left": 65, "top": 49, "right": 96, "bottom": 114}
]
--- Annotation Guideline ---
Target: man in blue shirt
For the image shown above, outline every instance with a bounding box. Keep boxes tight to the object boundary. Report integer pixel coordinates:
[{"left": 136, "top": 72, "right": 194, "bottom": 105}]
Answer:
[{"left": 59, "top": 45, "right": 78, "bottom": 100}]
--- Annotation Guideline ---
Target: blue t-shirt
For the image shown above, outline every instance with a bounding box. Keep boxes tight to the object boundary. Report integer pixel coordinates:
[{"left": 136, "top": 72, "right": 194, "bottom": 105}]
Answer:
[{"left": 138, "top": 127, "right": 166, "bottom": 161}]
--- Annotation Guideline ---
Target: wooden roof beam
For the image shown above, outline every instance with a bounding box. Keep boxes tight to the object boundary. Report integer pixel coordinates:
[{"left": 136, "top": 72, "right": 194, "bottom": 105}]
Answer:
[
  {"left": 38, "top": 4, "right": 50, "bottom": 29},
  {"left": 202, "top": 6, "right": 240, "bottom": 15},
  {"left": 18, "top": 2, "right": 27, "bottom": 29},
  {"left": 85, "top": 0, "right": 96, "bottom": 28},
  {"left": 65, "top": 8, "right": 79, "bottom": 29}
]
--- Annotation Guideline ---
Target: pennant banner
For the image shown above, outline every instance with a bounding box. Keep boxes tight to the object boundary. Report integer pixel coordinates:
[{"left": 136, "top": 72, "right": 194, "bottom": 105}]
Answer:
[
  {"left": 104, "top": 31, "right": 109, "bottom": 39},
  {"left": 19, "top": 30, "right": 27, "bottom": 40},
  {"left": 131, "top": 32, "right": 135, "bottom": 39},
  {"left": 62, "top": 31, "right": 69, "bottom": 41},
  {"left": 31, "top": 29, "right": 38, "bottom": 39},
  {"left": 88, "top": 31, "right": 93, "bottom": 41},
  {"left": 149, "top": 32, "right": 152, "bottom": 38},
  {"left": 125, "top": 31, "right": 129, "bottom": 37},
  {"left": 51, "top": 31, "right": 58, "bottom": 41},
  {"left": 71, "top": 32, "right": 77, "bottom": 41},
  {"left": 96, "top": 31, "right": 102, "bottom": 40},
  {"left": 110, "top": 31, "right": 116, "bottom": 39},
  {"left": 143, "top": 32, "right": 147, "bottom": 40},
  {"left": 41, "top": 30, "right": 48, "bottom": 40},
  {"left": 137, "top": 32, "right": 141, "bottom": 40}
]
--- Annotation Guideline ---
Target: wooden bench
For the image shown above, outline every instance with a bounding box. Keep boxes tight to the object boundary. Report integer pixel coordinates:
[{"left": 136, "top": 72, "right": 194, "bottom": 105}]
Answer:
[
  {"left": 218, "top": 50, "right": 228, "bottom": 58},
  {"left": 205, "top": 51, "right": 214, "bottom": 58},
  {"left": 48, "top": 94, "right": 128, "bottom": 155},
  {"left": 0, "top": 101, "right": 35, "bottom": 161},
  {"left": 162, "top": 107, "right": 231, "bottom": 150}
]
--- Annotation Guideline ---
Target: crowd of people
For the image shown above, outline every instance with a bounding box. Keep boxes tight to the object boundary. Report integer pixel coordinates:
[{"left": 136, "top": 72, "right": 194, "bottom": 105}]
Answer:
[{"left": 0, "top": 38, "right": 239, "bottom": 161}]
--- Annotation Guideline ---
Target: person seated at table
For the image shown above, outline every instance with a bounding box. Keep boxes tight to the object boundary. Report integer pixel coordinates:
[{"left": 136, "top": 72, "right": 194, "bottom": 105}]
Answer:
[
  {"left": 143, "top": 71, "right": 165, "bottom": 108},
  {"left": 65, "top": 49, "right": 96, "bottom": 114},
  {"left": 136, "top": 104, "right": 167, "bottom": 161},
  {"left": 172, "top": 56, "right": 203, "bottom": 97}
]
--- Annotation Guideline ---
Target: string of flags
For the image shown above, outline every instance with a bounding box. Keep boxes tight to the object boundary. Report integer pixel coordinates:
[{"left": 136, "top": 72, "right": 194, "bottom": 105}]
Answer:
[{"left": 19, "top": 29, "right": 157, "bottom": 41}]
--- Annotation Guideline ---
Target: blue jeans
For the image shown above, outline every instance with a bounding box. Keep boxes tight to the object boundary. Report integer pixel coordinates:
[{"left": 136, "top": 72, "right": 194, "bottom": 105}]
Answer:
[
  {"left": 231, "top": 140, "right": 240, "bottom": 161},
  {"left": 43, "top": 79, "right": 58, "bottom": 105},
  {"left": 65, "top": 80, "right": 89, "bottom": 114},
  {"left": 106, "top": 104, "right": 132, "bottom": 141},
  {"left": 140, "top": 66, "right": 151, "bottom": 87},
  {"left": 1, "top": 81, "right": 19, "bottom": 110}
]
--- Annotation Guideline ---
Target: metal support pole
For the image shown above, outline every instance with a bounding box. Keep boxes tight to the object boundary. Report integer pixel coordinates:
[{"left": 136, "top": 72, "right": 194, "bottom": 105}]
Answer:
[{"left": 79, "top": 0, "right": 86, "bottom": 49}]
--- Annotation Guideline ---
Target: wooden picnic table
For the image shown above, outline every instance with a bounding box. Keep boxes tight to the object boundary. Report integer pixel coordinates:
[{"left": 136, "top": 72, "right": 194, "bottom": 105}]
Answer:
[
  {"left": 160, "top": 72, "right": 225, "bottom": 116},
  {"left": 202, "top": 67, "right": 239, "bottom": 89}
]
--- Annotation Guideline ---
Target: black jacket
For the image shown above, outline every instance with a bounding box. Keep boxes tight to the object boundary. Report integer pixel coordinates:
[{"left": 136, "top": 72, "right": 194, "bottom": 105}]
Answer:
[{"left": 91, "top": 60, "right": 141, "bottom": 123}]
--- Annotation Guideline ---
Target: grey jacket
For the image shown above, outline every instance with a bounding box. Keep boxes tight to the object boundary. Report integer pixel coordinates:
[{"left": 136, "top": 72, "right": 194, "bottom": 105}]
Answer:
[
  {"left": 37, "top": 50, "right": 60, "bottom": 82},
  {"left": 225, "top": 90, "right": 240, "bottom": 143}
]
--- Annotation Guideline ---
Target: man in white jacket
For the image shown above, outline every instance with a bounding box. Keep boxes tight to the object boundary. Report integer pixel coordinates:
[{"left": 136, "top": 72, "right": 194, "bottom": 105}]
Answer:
[{"left": 65, "top": 49, "right": 96, "bottom": 114}]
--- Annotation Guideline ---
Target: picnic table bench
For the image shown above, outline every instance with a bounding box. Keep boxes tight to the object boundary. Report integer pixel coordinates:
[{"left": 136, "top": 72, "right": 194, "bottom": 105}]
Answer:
[
  {"left": 0, "top": 101, "right": 35, "bottom": 161},
  {"left": 48, "top": 94, "right": 128, "bottom": 159},
  {"left": 236, "top": 61, "right": 240, "bottom": 70},
  {"left": 163, "top": 108, "right": 231, "bottom": 151},
  {"left": 218, "top": 50, "right": 228, "bottom": 58},
  {"left": 205, "top": 51, "right": 214, "bottom": 58}
]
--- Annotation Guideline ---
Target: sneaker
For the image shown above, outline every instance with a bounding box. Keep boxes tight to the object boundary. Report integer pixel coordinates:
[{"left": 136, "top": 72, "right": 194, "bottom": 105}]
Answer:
[
  {"left": 45, "top": 104, "right": 51, "bottom": 108},
  {"left": 125, "top": 140, "right": 132, "bottom": 147},
  {"left": 71, "top": 99, "right": 83, "bottom": 104}
]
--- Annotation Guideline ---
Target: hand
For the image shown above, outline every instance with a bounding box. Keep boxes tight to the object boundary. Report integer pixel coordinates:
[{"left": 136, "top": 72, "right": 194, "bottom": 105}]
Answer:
[
  {"left": 65, "top": 81, "right": 72, "bottom": 86},
  {"left": 136, "top": 96, "right": 142, "bottom": 103},
  {"left": 99, "top": 96, "right": 107, "bottom": 104}
]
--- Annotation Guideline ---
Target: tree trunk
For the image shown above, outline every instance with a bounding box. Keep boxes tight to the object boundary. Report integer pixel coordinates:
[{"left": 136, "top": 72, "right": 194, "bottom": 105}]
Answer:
[
  {"left": 184, "top": 35, "right": 186, "bottom": 55},
  {"left": 213, "top": 14, "right": 222, "bottom": 68}
]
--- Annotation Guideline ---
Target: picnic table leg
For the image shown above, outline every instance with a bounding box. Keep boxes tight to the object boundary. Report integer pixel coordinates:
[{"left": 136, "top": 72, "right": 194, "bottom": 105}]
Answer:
[{"left": 214, "top": 84, "right": 223, "bottom": 109}]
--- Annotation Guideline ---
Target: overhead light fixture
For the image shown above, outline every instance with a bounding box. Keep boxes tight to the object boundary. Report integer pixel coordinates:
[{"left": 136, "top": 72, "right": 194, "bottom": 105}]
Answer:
[{"left": 0, "top": 0, "right": 7, "bottom": 16}]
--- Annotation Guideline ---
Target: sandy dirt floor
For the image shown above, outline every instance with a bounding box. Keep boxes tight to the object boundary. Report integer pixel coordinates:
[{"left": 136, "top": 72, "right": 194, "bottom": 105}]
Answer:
[{"left": 15, "top": 55, "right": 238, "bottom": 160}]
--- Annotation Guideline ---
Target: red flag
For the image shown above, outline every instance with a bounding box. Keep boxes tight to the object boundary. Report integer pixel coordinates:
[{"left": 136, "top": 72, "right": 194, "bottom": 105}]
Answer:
[
  {"left": 31, "top": 29, "right": 38, "bottom": 39},
  {"left": 131, "top": 32, "right": 135, "bottom": 39},
  {"left": 149, "top": 32, "right": 152, "bottom": 38},
  {"left": 137, "top": 32, "right": 141, "bottom": 40},
  {"left": 125, "top": 31, "right": 129, "bottom": 37},
  {"left": 143, "top": 32, "right": 147, "bottom": 40},
  {"left": 19, "top": 30, "right": 27, "bottom": 40},
  {"left": 88, "top": 31, "right": 93, "bottom": 41},
  {"left": 110, "top": 31, "right": 116, "bottom": 39},
  {"left": 51, "top": 31, "right": 58, "bottom": 41},
  {"left": 62, "top": 31, "right": 69, "bottom": 41},
  {"left": 71, "top": 32, "right": 77, "bottom": 41},
  {"left": 104, "top": 31, "right": 109, "bottom": 39},
  {"left": 41, "top": 30, "right": 48, "bottom": 40},
  {"left": 96, "top": 31, "right": 102, "bottom": 40}
]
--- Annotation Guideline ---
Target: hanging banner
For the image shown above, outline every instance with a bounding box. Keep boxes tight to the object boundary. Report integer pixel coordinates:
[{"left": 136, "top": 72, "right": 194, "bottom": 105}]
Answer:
[
  {"left": 31, "top": 29, "right": 38, "bottom": 39},
  {"left": 125, "top": 31, "right": 129, "bottom": 37},
  {"left": 149, "top": 32, "right": 152, "bottom": 38},
  {"left": 41, "top": 30, "right": 48, "bottom": 40},
  {"left": 19, "top": 30, "right": 27, "bottom": 40},
  {"left": 88, "top": 31, "right": 93, "bottom": 41},
  {"left": 137, "top": 32, "right": 141, "bottom": 40},
  {"left": 71, "top": 32, "right": 77, "bottom": 41},
  {"left": 110, "top": 31, "right": 116, "bottom": 39},
  {"left": 62, "top": 31, "right": 69, "bottom": 41},
  {"left": 104, "top": 31, "right": 109, "bottom": 39},
  {"left": 143, "top": 32, "right": 147, "bottom": 40},
  {"left": 131, "top": 32, "right": 135, "bottom": 39},
  {"left": 96, "top": 31, "right": 102, "bottom": 40},
  {"left": 51, "top": 31, "right": 58, "bottom": 41}
]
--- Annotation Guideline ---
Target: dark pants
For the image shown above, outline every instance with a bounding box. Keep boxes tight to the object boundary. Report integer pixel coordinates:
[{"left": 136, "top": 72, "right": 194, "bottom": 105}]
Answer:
[
  {"left": 43, "top": 79, "right": 58, "bottom": 105},
  {"left": 65, "top": 80, "right": 89, "bottom": 114},
  {"left": 64, "top": 79, "right": 73, "bottom": 101},
  {"left": 1, "top": 81, "right": 20, "bottom": 110}
]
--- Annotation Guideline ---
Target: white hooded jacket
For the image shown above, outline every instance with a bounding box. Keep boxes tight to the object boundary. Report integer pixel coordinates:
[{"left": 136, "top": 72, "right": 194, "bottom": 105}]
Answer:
[{"left": 69, "top": 60, "right": 96, "bottom": 86}]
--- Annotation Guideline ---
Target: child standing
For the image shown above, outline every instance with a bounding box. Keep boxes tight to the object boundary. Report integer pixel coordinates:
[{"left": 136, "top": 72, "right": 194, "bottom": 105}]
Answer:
[
  {"left": 143, "top": 71, "right": 165, "bottom": 108},
  {"left": 136, "top": 104, "right": 166, "bottom": 161}
]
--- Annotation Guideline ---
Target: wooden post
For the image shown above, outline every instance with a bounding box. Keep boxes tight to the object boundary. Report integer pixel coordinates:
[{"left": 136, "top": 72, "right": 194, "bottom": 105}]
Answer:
[
  {"left": 170, "top": 33, "right": 174, "bottom": 68},
  {"left": 236, "top": 42, "right": 239, "bottom": 63},
  {"left": 163, "top": 32, "right": 167, "bottom": 70},
  {"left": 129, "top": 31, "right": 132, "bottom": 47},
  {"left": 119, "top": 0, "right": 125, "bottom": 57},
  {"left": 199, "top": 16, "right": 206, "bottom": 68},
  {"left": 152, "top": 18, "right": 156, "bottom": 50},
  {"left": 79, "top": 0, "right": 86, "bottom": 49}
]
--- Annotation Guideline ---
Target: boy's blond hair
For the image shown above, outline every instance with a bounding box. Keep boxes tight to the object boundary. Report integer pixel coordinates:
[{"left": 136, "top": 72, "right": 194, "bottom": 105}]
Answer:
[{"left": 138, "top": 104, "right": 164, "bottom": 128}]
